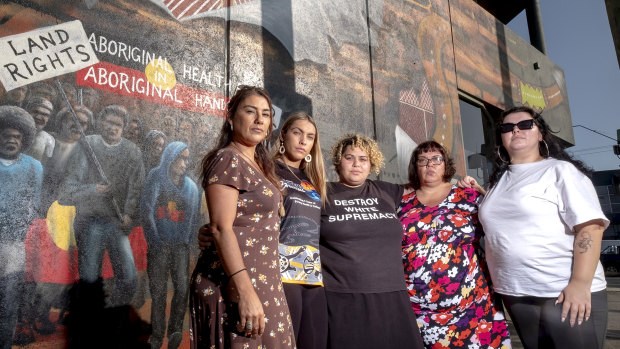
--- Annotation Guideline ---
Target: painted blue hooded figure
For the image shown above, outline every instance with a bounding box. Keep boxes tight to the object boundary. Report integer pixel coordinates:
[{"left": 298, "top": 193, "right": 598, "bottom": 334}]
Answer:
[
  {"left": 140, "top": 141, "right": 199, "bottom": 347},
  {"left": 141, "top": 141, "right": 199, "bottom": 247}
]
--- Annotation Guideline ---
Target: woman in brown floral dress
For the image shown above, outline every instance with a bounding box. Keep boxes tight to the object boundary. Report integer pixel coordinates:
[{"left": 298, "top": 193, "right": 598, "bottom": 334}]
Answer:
[{"left": 190, "top": 86, "right": 295, "bottom": 349}]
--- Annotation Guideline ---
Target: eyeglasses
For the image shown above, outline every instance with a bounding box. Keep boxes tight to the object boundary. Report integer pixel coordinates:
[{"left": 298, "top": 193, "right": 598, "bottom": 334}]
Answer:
[
  {"left": 499, "top": 119, "right": 535, "bottom": 133},
  {"left": 416, "top": 155, "right": 444, "bottom": 166}
]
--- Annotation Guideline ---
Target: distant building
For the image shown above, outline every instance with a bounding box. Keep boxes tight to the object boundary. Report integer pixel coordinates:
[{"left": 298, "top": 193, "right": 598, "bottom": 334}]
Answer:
[{"left": 593, "top": 170, "right": 620, "bottom": 239}]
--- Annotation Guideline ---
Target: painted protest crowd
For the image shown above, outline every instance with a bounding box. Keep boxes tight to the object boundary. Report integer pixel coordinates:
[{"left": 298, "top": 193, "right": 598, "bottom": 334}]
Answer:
[
  {"left": 0, "top": 82, "right": 611, "bottom": 349},
  {"left": 0, "top": 79, "right": 211, "bottom": 348}
]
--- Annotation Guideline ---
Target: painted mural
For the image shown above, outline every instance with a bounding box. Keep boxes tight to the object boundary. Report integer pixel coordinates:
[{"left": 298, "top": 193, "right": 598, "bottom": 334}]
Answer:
[
  {"left": 0, "top": 0, "right": 571, "bottom": 347},
  {"left": 369, "top": 0, "right": 463, "bottom": 180}
]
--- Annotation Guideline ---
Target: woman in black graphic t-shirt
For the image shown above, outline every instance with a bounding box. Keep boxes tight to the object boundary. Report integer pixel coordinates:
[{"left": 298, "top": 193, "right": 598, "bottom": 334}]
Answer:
[
  {"left": 273, "top": 112, "right": 328, "bottom": 349},
  {"left": 320, "top": 134, "right": 423, "bottom": 349}
]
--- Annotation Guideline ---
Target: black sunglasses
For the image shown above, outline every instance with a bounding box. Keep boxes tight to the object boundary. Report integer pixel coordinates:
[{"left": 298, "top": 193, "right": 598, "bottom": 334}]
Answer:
[{"left": 499, "top": 119, "right": 535, "bottom": 133}]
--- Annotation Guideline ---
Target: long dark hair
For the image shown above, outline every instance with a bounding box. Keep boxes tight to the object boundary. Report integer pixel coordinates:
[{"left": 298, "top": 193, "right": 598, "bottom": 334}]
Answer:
[
  {"left": 407, "top": 140, "right": 456, "bottom": 189},
  {"left": 200, "top": 85, "right": 280, "bottom": 190},
  {"left": 488, "top": 105, "right": 591, "bottom": 188}
]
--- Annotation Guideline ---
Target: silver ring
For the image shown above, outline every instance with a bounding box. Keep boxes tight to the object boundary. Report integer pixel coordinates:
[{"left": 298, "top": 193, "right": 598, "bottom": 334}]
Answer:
[{"left": 245, "top": 321, "right": 253, "bottom": 331}]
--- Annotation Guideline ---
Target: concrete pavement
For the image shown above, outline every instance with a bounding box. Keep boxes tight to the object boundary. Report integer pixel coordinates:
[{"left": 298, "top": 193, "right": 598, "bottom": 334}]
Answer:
[{"left": 604, "top": 275, "right": 620, "bottom": 349}]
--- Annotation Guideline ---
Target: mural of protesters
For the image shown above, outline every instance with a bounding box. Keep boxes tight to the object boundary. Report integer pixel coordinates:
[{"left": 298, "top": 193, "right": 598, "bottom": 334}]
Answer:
[
  {"left": 161, "top": 115, "right": 177, "bottom": 141},
  {"left": 24, "top": 97, "right": 55, "bottom": 164},
  {"left": 0, "top": 106, "right": 42, "bottom": 349},
  {"left": 27, "top": 82, "right": 57, "bottom": 105},
  {"left": 43, "top": 105, "right": 94, "bottom": 209},
  {"left": 54, "top": 82, "right": 78, "bottom": 112},
  {"left": 192, "top": 118, "right": 219, "bottom": 150},
  {"left": 124, "top": 117, "right": 145, "bottom": 147},
  {"left": 176, "top": 116, "right": 192, "bottom": 145},
  {"left": 29, "top": 105, "right": 94, "bottom": 331},
  {"left": 12, "top": 105, "right": 93, "bottom": 345},
  {"left": 0, "top": 86, "right": 28, "bottom": 107},
  {"left": 129, "top": 129, "right": 167, "bottom": 310},
  {"left": 140, "top": 141, "right": 199, "bottom": 349},
  {"left": 26, "top": 82, "right": 61, "bottom": 134},
  {"left": 60, "top": 104, "right": 144, "bottom": 307},
  {"left": 142, "top": 130, "right": 167, "bottom": 174},
  {"left": 78, "top": 87, "right": 100, "bottom": 116}
]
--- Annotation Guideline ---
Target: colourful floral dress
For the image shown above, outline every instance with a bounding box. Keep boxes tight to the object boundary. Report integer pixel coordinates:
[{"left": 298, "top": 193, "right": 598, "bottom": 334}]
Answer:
[
  {"left": 190, "top": 149, "right": 295, "bottom": 349},
  {"left": 397, "top": 186, "right": 511, "bottom": 349}
]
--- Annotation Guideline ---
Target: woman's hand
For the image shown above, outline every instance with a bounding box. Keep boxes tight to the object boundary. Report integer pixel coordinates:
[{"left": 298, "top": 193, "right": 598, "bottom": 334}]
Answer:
[
  {"left": 231, "top": 274, "right": 266, "bottom": 337},
  {"left": 456, "top": 176, "right": 486, "bottom": 195},
  {"left": 197, "top": 224, "right": 214, "bottom": 250},
  {"left": 557, "top": 281, "right": 591, "bottom": 327},
  {"left": 402, "top": 185, "right": 414, "bottom": 196},
  {"left": 557, "top": 219, "right": 605, "bottom": 326}
]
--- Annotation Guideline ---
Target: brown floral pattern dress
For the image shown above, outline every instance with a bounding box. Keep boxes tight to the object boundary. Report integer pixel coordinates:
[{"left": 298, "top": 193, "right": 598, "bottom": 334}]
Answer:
[{"left": 190, "top": 149, "right": 295, "bottom": 349}]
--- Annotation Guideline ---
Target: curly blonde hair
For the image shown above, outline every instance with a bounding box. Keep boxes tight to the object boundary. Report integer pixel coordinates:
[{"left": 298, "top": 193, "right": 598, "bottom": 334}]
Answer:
[{"left": 330, "top": 133, "right": 384, "bottom": 175}]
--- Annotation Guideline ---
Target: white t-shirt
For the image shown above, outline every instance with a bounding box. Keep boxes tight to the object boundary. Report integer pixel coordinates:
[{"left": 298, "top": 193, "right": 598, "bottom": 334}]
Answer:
[{"left": 479, "top": 158, "right": 609, "bottom": 297}]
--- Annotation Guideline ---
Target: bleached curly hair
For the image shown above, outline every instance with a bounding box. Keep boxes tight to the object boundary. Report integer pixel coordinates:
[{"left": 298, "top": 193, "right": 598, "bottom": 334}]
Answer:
[{"left": 330, "top": 133, "right": 384, "bottom": 176}]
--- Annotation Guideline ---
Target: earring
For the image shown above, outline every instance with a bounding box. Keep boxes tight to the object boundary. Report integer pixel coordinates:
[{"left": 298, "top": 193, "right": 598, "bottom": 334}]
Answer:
[
  {"left": 496, "top": 147, "right": 509, "bottom": 163},
  {"left": 229, "top": 122, "right": 233, "bottom": 132},
  {"left": 279, "top": 142, "right": 285, "bottom": 154},
  {"left": 305, "top": 154, "right": 312, "bottom": 163},
  {"left": 540, "top": 140, "right": 550, "bottom": 157}
]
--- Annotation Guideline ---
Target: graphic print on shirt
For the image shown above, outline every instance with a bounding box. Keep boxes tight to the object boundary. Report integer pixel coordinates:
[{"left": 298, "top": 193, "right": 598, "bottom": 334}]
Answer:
[
  {"left": 327, "top": 197, "right": 398, "bottom": 222},
  {"left": 299, "top": 180, "right": 321, "bottom": 202},
  {"left": 282, "top": 177, "right": 321, "bottom": 203},
  {"left": 156, "top": 191, "right": 187, "bottom": 222},
  {"left": 278, "top": 175, "right": 323, "bottom": 285}
]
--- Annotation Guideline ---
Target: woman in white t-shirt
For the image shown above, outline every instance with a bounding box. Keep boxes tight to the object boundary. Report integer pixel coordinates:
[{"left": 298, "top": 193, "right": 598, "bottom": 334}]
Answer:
[{"left": 459, "top": 106, "right": 609, "bottom": 349}]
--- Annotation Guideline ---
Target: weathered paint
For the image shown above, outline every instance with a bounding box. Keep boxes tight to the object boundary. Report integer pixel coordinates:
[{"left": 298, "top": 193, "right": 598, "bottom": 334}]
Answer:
[{"left": 0, "top": 0, "right": 572, "bottom": 347}]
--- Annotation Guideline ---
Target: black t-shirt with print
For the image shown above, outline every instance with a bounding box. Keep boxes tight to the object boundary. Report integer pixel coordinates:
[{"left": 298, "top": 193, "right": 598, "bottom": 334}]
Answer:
[
  {"left": 320, "top": 180, "right": 406, "bottom": 293},
  {"left": 276, "top": 161, "right": 323, "bottom": 285}
]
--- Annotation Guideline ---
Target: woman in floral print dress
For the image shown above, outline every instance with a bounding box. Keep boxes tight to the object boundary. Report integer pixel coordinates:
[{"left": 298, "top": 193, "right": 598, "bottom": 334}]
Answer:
[
  {"left": 190, "top": 86, "right": 295, "bottom": 349},
  {"left": 397, "top": 140, "right": 511, "bottom": 349}
]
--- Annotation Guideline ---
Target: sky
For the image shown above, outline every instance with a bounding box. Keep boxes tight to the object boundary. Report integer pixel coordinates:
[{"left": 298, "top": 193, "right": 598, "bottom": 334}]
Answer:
[{"left": 507, "top": 0, "right": 620, "bottom": 172}]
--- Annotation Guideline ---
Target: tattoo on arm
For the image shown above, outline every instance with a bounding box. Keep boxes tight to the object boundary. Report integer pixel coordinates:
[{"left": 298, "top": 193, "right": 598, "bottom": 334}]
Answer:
[{"left": 576, "top": 232, "right": 593, "bottom": 254}]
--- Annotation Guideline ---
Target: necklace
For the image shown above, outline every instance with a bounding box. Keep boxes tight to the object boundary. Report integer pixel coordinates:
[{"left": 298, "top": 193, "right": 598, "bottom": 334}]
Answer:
[
  {"left": 231, "top": 143, "right": 285, "bottom": 217},
  {"left": 282, "top": 160, "right": 303, "bottom": 183},
  {"left": 340, "top": 182, "right": 364, "bottom": 188},
  {"left": 230, "top": 142, "right": 262, "bottom": 173}
]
